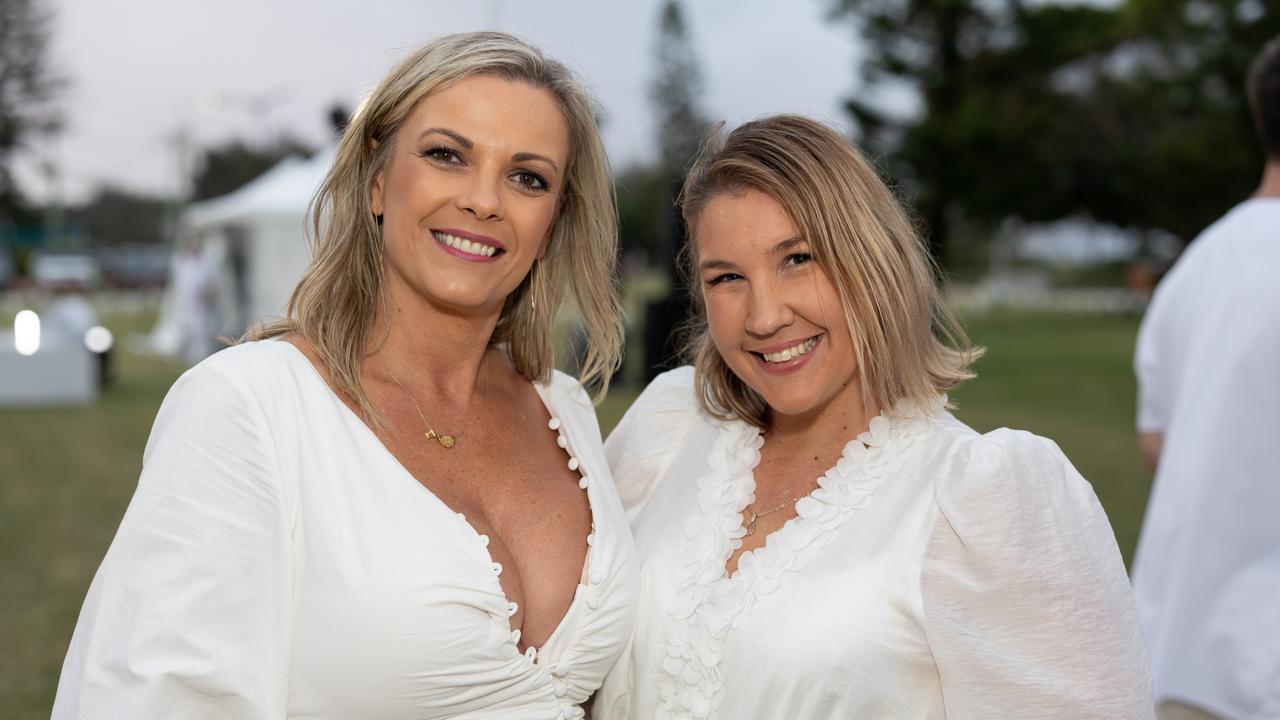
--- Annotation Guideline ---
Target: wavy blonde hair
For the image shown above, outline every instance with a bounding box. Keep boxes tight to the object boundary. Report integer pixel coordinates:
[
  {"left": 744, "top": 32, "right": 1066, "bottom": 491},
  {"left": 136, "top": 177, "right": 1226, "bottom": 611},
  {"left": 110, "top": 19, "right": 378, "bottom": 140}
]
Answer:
[
  {"left": 250, "top": 32, "right": 623, "bottom": 417},
  {"left": 678, "top": 115, "right": 980, "bottom": 428}
]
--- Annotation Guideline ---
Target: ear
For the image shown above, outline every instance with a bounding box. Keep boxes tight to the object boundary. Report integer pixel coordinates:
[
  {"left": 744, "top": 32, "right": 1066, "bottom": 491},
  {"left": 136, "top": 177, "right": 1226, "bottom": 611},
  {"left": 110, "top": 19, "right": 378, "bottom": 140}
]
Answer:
[
  {"left": 370, "top": 171, "right": 385, "bottom": 218},
  {"left": 369, "top": 139, "right": 385, "bottom": 217}
]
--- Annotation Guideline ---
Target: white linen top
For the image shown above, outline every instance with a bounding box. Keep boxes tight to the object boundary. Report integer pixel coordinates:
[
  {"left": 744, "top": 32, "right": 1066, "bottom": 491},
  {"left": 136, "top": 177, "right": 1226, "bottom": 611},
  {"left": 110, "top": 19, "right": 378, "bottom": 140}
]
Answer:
[
  {"left": 53, "top": 340, "right": 639, "bottom": 720},
  {"left": 595, "top": 367, "right": 1153, "bottom": 720},
  {"left": 1132, "top": 198, "right": 1280, "bottom": 718}
]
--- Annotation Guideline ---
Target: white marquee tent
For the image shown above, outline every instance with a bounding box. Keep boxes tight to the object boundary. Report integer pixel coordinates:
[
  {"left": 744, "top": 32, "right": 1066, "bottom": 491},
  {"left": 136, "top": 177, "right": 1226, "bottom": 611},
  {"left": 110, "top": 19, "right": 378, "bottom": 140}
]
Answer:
[{"left": 146, "top": 145, "right": 336, "bottom": 359}]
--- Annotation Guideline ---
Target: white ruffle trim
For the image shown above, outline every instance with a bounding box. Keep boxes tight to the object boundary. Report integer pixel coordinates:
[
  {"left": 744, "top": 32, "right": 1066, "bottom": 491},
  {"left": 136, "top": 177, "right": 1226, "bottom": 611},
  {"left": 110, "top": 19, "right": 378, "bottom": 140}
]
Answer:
[{"left": 657, "top": 403, "right": 937, "bottom": 719}]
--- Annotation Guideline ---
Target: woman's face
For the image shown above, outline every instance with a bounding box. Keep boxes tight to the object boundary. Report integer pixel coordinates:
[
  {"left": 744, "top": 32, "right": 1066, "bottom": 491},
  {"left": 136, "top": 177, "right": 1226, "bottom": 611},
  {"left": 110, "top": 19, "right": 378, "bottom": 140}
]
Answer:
[
  {"left": 695, "top": 188, "right": 862, "bottom": 421},
  {"left": 371, "top": 74, "right": 569, "bottom": 318}
]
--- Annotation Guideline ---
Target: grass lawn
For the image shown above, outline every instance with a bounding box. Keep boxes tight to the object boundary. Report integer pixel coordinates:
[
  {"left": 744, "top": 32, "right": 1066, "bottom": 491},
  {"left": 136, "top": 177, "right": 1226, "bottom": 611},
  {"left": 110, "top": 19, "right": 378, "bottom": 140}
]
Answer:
[{"left": 0, "top": 308, "right": 1151, "bottom": 718}]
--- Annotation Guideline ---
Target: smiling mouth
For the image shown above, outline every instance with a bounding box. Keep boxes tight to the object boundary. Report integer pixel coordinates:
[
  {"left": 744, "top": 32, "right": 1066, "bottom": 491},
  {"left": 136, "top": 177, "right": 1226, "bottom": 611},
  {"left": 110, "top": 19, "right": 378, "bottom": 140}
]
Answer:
[
  {"left": 753, "top": 336, "right": 819, "bottom": 364},
  {"left": 432, "top": 231, "right": 504, "bottom": 258}
]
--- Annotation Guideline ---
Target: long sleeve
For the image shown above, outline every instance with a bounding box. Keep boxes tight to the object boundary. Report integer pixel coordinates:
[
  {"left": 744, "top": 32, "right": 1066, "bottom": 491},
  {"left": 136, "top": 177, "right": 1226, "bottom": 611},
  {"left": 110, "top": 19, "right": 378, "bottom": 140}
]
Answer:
[
  {"left": 921, "top": 429, "right": 1154, "bottom": 719},
  {"left": 53, "top": 356, "right": 293, "bottom": 719}
]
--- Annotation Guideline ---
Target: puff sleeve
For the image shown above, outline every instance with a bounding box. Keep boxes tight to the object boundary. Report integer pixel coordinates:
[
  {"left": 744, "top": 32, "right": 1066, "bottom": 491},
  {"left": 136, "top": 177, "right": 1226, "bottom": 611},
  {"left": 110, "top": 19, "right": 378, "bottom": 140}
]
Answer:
[
  {"left": 921, "top": 429, "right": 1154, "bottom": 719},
  {"left": 53, "top": 356, "right": 293, "bottom": 719},
  {"left": 604, "top": 366, "right": 699, "bottom": 516}
]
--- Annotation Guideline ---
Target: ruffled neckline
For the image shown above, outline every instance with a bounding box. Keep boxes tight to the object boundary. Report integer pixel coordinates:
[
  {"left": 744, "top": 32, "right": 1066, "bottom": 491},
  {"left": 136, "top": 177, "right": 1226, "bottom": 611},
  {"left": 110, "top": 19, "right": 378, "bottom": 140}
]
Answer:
[{"left": 657, "top": 401, "right": 938, "bottom": 719}]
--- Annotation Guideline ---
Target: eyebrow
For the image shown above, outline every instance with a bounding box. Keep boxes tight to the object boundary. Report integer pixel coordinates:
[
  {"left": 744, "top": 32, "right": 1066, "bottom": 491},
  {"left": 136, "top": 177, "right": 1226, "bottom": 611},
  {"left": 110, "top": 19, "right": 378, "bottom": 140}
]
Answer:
[
  {"left": 417, "top": 128, "right": 560, "bottom": 173},
  {"left": 698, "top": 235, "right": 807, "bottom": 272}
]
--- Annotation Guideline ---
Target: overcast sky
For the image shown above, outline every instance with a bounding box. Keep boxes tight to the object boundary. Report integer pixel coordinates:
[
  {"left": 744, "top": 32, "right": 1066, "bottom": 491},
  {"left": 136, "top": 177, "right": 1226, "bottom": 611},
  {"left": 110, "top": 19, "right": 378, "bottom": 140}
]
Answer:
[{"left": 17, "top": 0, "right": 863, "bottom": 203}]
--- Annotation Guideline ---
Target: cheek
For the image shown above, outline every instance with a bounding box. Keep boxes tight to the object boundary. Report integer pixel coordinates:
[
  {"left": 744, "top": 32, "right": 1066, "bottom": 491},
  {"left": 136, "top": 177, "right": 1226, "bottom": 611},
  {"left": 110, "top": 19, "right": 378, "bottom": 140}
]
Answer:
[{"left": 703, "top": 294, "right": 745, "bottom": 356}]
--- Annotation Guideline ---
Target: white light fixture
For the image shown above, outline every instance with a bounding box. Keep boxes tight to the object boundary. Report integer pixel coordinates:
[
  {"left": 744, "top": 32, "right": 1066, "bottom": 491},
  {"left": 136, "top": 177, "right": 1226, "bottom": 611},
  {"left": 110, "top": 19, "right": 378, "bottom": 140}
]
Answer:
[
  {"left": 15, "top": 310, "right": 40, "bottom": 356},
  {"left": 84, "top": 326, "right": 114, "bottom": 354}
]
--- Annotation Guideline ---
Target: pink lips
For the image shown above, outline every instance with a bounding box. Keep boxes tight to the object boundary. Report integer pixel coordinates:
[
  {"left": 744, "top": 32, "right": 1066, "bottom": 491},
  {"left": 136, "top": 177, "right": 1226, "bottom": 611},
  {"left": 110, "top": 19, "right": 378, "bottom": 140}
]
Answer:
[
  {"left": 433, "top": 227, "right": 506, "bottom": 263},
  {"left": 751, "top": 335, "right": 822, "bottom": 375}
]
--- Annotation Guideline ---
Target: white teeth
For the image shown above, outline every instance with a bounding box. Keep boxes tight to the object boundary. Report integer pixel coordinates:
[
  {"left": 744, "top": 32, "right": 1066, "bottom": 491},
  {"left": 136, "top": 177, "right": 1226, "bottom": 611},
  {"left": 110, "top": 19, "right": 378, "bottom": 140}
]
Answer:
[
  {"left": 761, "top": 337, "right": 818, "bottom": 363},
  {"left": 434, "top": 232, "right": 497, "bottom": 257}
]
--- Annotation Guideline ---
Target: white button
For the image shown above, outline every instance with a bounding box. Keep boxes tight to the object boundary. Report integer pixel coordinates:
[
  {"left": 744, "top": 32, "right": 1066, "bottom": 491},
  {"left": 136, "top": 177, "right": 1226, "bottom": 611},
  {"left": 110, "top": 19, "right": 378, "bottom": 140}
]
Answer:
[
  {"left": 524, "top": 646, "right": 538, "bottom": 662},
  {"left": 586, "top": 533, "right": 595, "bottom": 547},
  {"left": 567, "top": 457, "right": 579, "bottom": 471},
  {"left": 557, "top": 435, "right": 568, "bottom": 448},
  {"left": 578, "top": 477, "right": 589, "bottom": 490},
  {"left": 511, "top": 628, "right": 521, "bottom": 645},
  {"left": 590, "top": 569, "right": 604, "bottom": 585},
  {"left": 548, "top": 418, "right": 561, "bottom": 430},
  {"left": 492, "top": 562, "right": 503, "bottom": 575},
  {"left": 554, "top": 681, "right": 568, "bottom": 698},
  {"left": 479, "top": 534, "right": 490, "bottom": 547},
  {"left": 586, "top": 592, "right": 600, "bottom": 610},
  {"left": 507, "top": 601, "right": 519, "bottom": 617}
]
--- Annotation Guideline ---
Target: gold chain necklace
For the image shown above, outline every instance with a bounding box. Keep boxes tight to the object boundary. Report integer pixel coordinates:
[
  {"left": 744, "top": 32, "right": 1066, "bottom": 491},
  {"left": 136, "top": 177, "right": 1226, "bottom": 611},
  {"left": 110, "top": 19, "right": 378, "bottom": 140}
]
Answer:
[
  {"left": 743, "top": 496, "right": 804, "bottom": 536},
  {"left": 389, "top": 374, "right": 476, "bottom": 449}
]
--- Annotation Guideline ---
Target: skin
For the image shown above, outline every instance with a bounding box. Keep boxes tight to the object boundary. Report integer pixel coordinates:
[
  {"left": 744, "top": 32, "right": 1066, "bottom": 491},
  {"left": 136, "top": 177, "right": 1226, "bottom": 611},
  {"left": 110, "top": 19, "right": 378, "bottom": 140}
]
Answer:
[
  {"left": 695, "top": 188, "right": 880, "bottom": 574},
  {"left": 288, "top": 75, "right": 591, "bottom": 650},
  {"left": 1141, "top": 158, "right": 1280, "bottom": 475}
]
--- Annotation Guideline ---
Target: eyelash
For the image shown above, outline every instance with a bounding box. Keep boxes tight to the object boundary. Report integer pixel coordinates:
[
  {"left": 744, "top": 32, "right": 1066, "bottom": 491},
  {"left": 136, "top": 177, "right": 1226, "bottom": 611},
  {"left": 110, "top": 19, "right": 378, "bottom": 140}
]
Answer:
[
  {"left": 704, "top": 253, "right": 812, "bottom": 287},
  {"left": 419, "top": 146, "right": 551, "bottom": 194}
]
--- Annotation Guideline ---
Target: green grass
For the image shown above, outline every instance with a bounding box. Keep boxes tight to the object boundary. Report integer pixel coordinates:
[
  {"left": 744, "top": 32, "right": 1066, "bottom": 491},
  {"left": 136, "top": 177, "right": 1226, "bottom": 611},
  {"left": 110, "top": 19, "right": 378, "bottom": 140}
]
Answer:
[{"left": 0, "top": 308, "right": 1151, "bottom": 718}]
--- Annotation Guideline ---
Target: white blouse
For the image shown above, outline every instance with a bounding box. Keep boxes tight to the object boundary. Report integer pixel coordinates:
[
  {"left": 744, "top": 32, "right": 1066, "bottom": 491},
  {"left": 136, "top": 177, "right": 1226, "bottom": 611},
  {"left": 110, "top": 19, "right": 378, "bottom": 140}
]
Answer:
[
  {"left": 53, "top": 340, "right": 638, "bottom": 720},
  {"left": 595, "top": 367, "right": 1153, "bottom": 720}
]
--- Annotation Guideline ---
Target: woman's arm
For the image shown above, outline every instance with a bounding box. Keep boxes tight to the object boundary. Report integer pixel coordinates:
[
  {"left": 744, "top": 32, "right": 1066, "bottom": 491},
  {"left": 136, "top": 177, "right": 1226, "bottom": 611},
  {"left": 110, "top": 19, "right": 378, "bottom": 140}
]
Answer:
[
  {"left": 53, "top": 356, "right": 292, "bottom": 719},
  {"left": 921, "top": 429, "right": 1154, "bottom": 719}
]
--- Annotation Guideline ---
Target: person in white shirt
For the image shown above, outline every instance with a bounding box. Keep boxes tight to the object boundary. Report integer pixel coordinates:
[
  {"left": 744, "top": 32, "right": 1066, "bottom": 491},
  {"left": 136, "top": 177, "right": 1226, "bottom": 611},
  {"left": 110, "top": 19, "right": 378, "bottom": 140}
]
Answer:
[
  {"left": 595, "top": 115, "right": 1153, "bottom": 719},
  {"left": 1132, "top": 36, "right": 1280, "bottom": 720},
  {"left": 53, "top": 32, "right": 637, "bottom": 720}
]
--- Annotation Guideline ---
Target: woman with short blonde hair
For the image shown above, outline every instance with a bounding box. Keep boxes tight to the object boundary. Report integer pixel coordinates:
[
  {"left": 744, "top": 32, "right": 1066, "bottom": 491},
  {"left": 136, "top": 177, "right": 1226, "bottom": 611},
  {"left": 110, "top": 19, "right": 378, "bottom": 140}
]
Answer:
[
  {"left": 597, "top": 115, "right": 1153, "bottom": 719},
  {"left": 55, "top": 32, "right": 637, "bottom": 719}
]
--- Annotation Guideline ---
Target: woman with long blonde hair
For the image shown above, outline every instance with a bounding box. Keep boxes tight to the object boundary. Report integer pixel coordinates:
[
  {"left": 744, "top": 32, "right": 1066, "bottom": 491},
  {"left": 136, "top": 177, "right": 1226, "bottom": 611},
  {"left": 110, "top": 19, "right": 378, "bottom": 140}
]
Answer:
[
  {"left": 54, "top": 32, "right": 636, "bottom": 719},
  {"left": 596, "top": 115, "right": 1152, "bottom": 719}
]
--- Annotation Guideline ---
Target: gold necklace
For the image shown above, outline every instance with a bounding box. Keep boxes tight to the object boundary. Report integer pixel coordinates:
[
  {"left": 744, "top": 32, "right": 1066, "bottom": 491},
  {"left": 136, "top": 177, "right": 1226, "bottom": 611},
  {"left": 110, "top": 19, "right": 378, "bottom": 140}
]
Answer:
[
  {"left": 743, "top": 496, "right": 804, "bottom": 536},
  {"left": 389, "top": 374, "right": 475, "bottom": 449}
]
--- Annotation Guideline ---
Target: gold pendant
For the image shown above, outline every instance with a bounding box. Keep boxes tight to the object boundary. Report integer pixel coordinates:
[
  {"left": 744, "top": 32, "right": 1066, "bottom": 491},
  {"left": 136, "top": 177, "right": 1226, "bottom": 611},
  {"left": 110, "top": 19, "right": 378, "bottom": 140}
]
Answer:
[
  {"left": 425, "top": 430, "right": 457, "bottom": 449},
  {"left": 743, "top": 511, "right": 758, "bottom": 536}
]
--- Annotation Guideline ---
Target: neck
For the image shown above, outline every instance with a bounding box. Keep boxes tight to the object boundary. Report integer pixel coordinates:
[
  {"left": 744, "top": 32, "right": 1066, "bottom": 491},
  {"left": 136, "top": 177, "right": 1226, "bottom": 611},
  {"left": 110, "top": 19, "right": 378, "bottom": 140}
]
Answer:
[
  {"left": 1256, "top": 160, "right": 1280, "bottom": 199},
  {"left": 764, "top": 380, "right": 881, "bottom": 455},
  {"left": 364, "top": 279, "right": 503, "bottom": 405}
]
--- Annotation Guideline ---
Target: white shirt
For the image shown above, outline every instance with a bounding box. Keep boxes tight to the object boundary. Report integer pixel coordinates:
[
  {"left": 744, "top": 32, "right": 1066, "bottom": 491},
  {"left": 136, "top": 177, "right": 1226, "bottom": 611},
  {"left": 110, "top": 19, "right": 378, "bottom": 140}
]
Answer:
[
  {"left": 595, "top": 367, "right": 1152, "bottom": 720},
  {"left": 1132, "top": 198, "right": 1280, "bottom": 719},
  {"left": 53, "top": 340, "right": 638, "bottom": 720}
]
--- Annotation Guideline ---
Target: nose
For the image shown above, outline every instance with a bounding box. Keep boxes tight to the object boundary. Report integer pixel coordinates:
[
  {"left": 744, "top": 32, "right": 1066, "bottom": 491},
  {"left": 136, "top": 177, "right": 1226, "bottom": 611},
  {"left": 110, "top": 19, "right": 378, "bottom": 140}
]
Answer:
[
  {"left": 744, "top": 278, "right": 794, "bottom": 338},
  {"left": 456, "top": 167, "right": 503, "bottom": 221}
]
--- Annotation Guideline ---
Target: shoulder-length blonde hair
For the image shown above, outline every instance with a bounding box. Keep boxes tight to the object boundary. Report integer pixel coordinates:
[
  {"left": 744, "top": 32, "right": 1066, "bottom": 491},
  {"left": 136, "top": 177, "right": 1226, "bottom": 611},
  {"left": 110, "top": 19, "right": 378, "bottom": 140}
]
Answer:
[
  {"left": 251, "top": 32, "right": 623, "bottom": 417},
  {"left": 678, "top": 115, "right": 980, "bottom": 428}
]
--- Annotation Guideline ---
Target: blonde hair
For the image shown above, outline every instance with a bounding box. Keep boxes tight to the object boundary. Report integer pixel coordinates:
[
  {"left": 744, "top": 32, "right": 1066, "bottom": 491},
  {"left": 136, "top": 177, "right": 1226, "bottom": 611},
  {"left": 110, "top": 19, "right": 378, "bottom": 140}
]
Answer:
[
  {"left": 250, "top": 32, "right": 623, "bottom": 417},
  {"left": 678, "top": 115, "right": 980, "bottom": 428}
]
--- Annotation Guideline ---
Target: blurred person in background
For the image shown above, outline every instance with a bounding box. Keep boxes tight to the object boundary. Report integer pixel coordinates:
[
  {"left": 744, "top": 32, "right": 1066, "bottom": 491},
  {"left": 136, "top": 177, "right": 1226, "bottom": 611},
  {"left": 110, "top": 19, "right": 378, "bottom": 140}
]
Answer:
[
  {"left": 52, "top": 32, "right": 636, "bottom": 720},
  {"left": 596, "top": 115, "right": 1153, "bottom": 719},
  {"left": 172, "top": 234, "right": 219, "bottom": 365},
  {"left": 1132, "top": 34, "right": 1280, "bottom": 720}
]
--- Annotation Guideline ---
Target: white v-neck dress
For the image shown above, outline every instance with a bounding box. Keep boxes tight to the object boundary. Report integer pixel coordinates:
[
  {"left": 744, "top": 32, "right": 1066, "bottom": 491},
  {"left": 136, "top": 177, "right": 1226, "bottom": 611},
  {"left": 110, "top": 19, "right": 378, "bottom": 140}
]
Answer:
[
  {"left": 595, "top": 367, "right": 1153, "bottom": 720},
  {"left": 53, "top": 340, "right": 639, "bottom": 720}
]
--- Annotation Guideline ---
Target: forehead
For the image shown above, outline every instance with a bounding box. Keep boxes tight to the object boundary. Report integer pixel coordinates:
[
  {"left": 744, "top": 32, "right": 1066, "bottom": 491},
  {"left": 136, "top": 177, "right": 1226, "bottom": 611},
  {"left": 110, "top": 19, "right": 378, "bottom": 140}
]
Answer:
[
  {"left": 695, "top": 188, "right": 800, "bottom": 258},
  {"left": 399, "top": 74, "right": 570, "bottom": 162}
]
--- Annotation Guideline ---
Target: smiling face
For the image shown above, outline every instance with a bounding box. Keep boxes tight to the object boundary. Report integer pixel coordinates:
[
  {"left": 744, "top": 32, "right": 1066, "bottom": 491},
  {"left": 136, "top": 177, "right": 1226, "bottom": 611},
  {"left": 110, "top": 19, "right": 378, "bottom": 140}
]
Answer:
[
  {"left": 695, "top": 188, "right": 863, "bottom": 422},
  {"left": 370, "top": 74, "right": 570, "bottom": 318}
]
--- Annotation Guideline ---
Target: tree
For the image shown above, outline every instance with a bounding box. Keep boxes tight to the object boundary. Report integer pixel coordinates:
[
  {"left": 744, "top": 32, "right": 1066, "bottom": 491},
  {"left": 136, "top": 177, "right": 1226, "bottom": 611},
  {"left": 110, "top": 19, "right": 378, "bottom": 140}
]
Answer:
[
  {"left": 0, "top": 0, "right": 62, "bottom": 222},
  {"left": 831, "top": 0, "right": 1280, "bottom": 264},
  {"left": 190, "top": 135, "right": 314, "bottom": 202},
  {"left": 642, "top": 0, "right": 712, "bottom": 380},
  {"left": 69, "top": 186, "right": 168, "bottom": 247}
]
